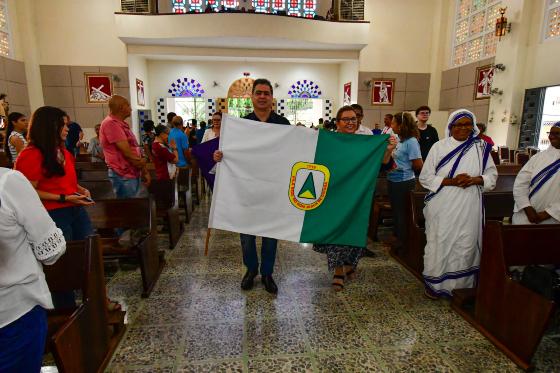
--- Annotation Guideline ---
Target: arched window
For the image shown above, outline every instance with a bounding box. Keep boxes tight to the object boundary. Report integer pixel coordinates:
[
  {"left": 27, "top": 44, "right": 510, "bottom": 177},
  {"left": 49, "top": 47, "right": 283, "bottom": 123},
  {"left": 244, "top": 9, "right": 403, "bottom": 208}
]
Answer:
[
  {"left": 170, "top": 0, "right": 316, "bottom": 16},
  {"left": 189, "top": 0, "right": 204, "bottom": 12},
  {"left": 287, "top": 0, "right": 300, "bottom": 16},
  {"left": 223, "top": 0, "right": 238, "bottom": 9},
  {"left": 271, "top": 0, "right": 285, "bottom": 13},
  {"left": 252, "top": 0, "right": 270, "bottom": 13},
  {"left": 0, "top": 0, "right": 11, "bottom": 57}
]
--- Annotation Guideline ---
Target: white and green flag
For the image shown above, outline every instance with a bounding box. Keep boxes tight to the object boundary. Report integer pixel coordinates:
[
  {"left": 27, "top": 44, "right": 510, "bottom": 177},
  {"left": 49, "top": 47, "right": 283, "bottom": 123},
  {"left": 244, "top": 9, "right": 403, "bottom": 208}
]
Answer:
[{"left": 209, "top": 114, "right": 388, "bottom": 247}]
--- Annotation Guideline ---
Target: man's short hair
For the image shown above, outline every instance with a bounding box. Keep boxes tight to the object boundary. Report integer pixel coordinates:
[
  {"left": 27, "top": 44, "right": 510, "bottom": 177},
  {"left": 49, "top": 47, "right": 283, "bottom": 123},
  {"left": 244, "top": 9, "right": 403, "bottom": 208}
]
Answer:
[
  {"left": 171, "top": 116, "right": 183, "bottom": 127},
  {"left": 350, "top": 104, "right": 363, "bottom": 113},
  {"left": 415, "top": 105, "right": 431, "bottom": 116},
  {"left": 167, "top": 112, "right": 177, "bottom": 123},
  {"left": 252, "top": 78, "right": 273, "bottom": 96}
]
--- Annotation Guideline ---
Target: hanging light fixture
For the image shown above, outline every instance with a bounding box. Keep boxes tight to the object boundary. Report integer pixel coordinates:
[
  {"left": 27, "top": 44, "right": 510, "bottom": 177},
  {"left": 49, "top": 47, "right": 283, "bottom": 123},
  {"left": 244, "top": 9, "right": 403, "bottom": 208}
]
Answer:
[{"left": 495, "top": 7, "right": 511, "bottom": 41}]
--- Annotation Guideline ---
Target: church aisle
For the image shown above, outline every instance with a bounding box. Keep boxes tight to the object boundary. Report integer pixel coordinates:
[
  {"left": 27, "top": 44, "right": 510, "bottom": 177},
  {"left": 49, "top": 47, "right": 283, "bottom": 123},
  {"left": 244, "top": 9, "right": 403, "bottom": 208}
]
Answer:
[{"left": 103, "top": 199, "right": 559, "bottom": 373}]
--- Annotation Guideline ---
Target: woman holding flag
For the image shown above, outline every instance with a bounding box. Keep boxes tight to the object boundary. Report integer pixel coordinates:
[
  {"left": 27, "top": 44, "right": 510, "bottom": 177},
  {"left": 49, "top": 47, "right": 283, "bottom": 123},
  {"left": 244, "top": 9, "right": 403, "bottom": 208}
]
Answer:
[
  {"left": 313, "top": 106, "right": 397, "bottom": 291},
  {"left": 419, "top": 109, "right": 497, "bottom": 299}
]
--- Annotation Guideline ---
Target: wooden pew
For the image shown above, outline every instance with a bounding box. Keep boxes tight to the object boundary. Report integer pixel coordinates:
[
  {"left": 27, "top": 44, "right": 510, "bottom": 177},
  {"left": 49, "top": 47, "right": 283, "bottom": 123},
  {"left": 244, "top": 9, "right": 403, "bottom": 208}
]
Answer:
[
  {"left": 78, "top": 169, "right": 109, "bottom": 181},
  {"left": 148, "top": 177, "right": 184, "bottom": 250},
  {"left": 0, "top": 151, "right": 11, "bottom": 168},
  {"left": 397, "top": 190, "right": 515, "bottom": 280},
  {"left": 75, "top": 161, "right": 108, "bottom": 171},
  {"left": 75, "top": 153, "right": 93, "bottom": 162},
  {"left": 44, "top": 235, "right": 125, "bottom": 373},
  {"left": 368, "top": 176, "right": 390, "bottom": 241},
  {"left": 86, "top": 197, "right": 164, "bottom": 297},
  {"left": 80, "top": 179, "right": 115, "bottom": 200},
  {"left": 452, "top": 222, "right": 560, "bottom": 371},
  {"left": 496, "top": 164, "right": 523, "bottom": 175}
]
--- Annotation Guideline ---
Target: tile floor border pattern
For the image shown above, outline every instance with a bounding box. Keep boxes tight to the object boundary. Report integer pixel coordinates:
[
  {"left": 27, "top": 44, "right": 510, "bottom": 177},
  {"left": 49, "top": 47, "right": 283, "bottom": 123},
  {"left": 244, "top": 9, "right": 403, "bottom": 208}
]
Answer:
[{"left": 98, "top": 196, "right": 557, "bottom": 373}]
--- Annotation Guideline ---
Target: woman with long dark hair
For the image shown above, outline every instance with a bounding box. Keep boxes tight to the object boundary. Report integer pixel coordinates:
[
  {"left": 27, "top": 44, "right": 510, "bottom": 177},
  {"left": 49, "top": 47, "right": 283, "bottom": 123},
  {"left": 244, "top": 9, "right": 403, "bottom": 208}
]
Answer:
[
  {"left": 15, "top": 106, "right": 94, "bottom": 240},
  {"left": 3, "top": 112, "right": 28, "bottom": 164}
]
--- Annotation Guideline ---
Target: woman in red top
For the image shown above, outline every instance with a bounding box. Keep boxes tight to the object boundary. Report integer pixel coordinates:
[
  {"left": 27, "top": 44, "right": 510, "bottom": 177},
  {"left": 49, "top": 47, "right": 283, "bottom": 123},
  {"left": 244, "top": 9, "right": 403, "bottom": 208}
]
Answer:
[
  {"left": 151, "top": 125, "right": 179, "bottom": 180},
  {"left": 15, "top": 106, "right": 94, "bottom": 241}
]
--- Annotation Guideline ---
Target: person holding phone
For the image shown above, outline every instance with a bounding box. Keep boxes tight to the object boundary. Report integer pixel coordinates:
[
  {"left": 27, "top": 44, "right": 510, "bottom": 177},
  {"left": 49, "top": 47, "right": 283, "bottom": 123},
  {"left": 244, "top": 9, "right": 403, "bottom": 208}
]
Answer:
[{"left": 15, "top": 106, "right": 94, "bottom": 242}]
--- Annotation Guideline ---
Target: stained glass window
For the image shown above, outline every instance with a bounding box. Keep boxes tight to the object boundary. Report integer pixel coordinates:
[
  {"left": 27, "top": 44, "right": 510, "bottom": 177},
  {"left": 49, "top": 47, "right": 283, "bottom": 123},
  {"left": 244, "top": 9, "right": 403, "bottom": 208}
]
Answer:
[
  {"left": 452, "top": 0, "right": 502, "bottom": 66},
  {"left": 302, "top": 0, "right": 316, "bottom": 18},
  {"left": 271, "top": 0, "right": 285, "bottom": 13},
  {"left": 189, "top": 0, "right": 203, "bottom": 12},
  {"left": 544, "top": 0, "right": 560, "bottom": 40},
  {"left": 206, "top": 0, "right": 219, "bottom": 10},
  {"left": 287, "top": 0, "right": 301, "bottom": 16},
  {"left": 252, "top": 0, "right": 269, "bottom": 13},
  {"left": 172, "top": 0, "right": 187, "bottom": 13},
  {"left": 0, "top": 0, "right": 10, "bottom": 58},
  {"left": 223, "top": 0, "right": 238, "bottom": 9}
]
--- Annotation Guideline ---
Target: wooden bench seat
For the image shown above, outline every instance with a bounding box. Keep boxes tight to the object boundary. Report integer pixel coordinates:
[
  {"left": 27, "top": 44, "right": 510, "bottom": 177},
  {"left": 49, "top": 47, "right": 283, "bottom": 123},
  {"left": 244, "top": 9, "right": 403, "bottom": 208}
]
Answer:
[
  {"left": 148, "top": 172, "right": 185, "bottom": 250},
  {"left": 86, "top": 197, "right": 164, "bottom": 297},
  {"left": 451, "top": 222, "right": 560, "bottom": 371},
  {"left": 43, "top": 235, "right": 125, "bottom": 373},
  {"left": 395, "top": 190, "right": 515, "bottom": 280}
]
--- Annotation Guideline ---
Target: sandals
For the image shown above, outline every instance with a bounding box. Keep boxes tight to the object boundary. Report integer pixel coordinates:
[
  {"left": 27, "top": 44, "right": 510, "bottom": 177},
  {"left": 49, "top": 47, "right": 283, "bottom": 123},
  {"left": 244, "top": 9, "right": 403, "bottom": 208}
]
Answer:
[
  {"left": 344, "top": 266, "right": 356, "bottom": 281},
  {"left": 332, "top": 274, "right": 344, "bottom": 291},
  {"left": 423, "top": 289, "right": 439, "bottom": 300}
]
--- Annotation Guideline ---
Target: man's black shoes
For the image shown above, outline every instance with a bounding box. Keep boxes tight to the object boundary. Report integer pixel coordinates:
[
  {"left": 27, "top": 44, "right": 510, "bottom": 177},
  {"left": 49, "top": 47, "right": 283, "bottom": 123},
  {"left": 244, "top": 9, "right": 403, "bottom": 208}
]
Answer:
[
  {"left": 241, "top": 270, "right": 258, "bottom": 290},
  {"left": 261, "top": 275, "right": 278, "bottom": 294}
]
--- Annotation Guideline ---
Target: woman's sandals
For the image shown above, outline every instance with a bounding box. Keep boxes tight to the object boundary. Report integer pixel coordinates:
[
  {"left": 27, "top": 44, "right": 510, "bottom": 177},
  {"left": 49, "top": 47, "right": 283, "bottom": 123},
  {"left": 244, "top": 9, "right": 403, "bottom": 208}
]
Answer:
[
  {"left": 332, "top": 274, "right": 345, "bottom": 291},
  {"left": 344, "top": 266, "right": 356, "bottom": 281}
]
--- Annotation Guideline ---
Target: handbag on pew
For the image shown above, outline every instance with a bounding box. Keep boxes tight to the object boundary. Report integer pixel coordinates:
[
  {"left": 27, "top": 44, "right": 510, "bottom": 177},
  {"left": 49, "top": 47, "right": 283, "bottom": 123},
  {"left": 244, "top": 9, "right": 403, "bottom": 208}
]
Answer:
[{"left": 520, "top": 265, "right": 560, "bottom": 303}]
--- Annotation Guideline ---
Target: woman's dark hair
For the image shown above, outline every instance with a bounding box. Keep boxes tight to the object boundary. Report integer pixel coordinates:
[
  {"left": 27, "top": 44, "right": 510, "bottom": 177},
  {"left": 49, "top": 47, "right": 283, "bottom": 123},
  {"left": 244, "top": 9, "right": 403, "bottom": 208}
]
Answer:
[
  {"left": 27, "top": 106, "right": 67, "bottom": 177},
  {"left": 335, "top": 105, "right": 356, "bottom": 122},
  {"left": 154, "top": 124, "right": 169, "bottom": 136},
  {"left": 393, "top": 112, "right": 419, "bottom": 140},
  {"left": 142, "top": 120, "right": 155, "bottom": 133},
  {"left": 3, "top": 112, "right": 25, "bottom": 162}
]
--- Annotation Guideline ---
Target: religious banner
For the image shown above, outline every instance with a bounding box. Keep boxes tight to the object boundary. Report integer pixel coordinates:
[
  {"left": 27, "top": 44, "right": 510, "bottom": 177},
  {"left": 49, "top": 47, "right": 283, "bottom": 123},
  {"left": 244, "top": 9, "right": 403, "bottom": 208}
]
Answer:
[
  {"left": 85, "top": 73, "right": 113, "bottom": 104},
  {"left": 474, "top": 65, "right": 494, "bottom": 100},
  {"left": 371, "top": 79, "right": 394, "bottom": 106},
  {"left": 191, "top": 137, "right": 219, "bottom": 191},
  {"left": 136, "top": 78, "right": 145, "bottom": 107},
  {"left": 209, "top": 115, "right": 388, "bottom": 247},
  {"left": 343, "top": 82, "right": 351, "bottom": 105}
]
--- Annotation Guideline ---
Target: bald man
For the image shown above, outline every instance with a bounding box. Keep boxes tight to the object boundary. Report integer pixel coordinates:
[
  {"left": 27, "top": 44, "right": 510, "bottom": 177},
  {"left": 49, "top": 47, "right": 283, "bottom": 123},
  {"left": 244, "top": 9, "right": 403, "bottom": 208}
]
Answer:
[{"left": 100, "top": 95, "right": 150, "bottom": 198}]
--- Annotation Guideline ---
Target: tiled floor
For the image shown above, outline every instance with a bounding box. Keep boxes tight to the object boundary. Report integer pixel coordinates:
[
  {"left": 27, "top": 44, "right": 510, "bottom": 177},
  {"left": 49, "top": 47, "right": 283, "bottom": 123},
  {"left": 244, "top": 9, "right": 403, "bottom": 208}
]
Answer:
[{"left": 91, "top": 198, "right": 559, "bottom": 372}]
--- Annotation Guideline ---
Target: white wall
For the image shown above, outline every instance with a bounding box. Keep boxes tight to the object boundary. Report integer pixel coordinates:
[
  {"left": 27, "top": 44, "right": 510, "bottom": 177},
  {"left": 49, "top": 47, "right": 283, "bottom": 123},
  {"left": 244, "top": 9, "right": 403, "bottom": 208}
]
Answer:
[
  {"left": 146, "top": 59, "right": 340, "bottom": 103},
  {"left": 31, "top": 0, "right": 127, "bottom": 66},
  {"left": 359, "top": 0, "right": 438, "bottom": 73},
  {"left": 337, "top": 60, "right": 358, "bottom": 107},
  {"left": 128, "top": 55, "right": 151, "bottom": 136}
]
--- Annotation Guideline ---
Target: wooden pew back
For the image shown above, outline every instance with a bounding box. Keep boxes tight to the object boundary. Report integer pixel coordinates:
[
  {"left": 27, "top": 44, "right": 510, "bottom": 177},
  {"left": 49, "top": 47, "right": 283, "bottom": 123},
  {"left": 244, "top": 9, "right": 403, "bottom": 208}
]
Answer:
[
  {"left": 80, "top": 180, "right": 115, "bottom": 200},
  {"left": 87, "top": 197, "right": 155, "bottom": 230},
  {"left": 79, "top": 169, "right": 109, "bottom": 181}
]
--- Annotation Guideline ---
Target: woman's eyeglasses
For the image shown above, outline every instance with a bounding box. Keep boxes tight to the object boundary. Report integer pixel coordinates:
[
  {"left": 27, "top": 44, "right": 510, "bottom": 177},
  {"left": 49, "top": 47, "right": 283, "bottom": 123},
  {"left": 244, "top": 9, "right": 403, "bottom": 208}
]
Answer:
[{"left": 340, "top": 117, "right": 358, "bottom": 124}]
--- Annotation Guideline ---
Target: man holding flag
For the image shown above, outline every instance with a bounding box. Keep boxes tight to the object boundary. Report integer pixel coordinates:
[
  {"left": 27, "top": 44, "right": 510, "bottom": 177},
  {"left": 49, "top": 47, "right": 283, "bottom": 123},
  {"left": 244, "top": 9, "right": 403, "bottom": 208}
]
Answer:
[{"left": 214, "top": 78, "right": 290, "bottom": 294}]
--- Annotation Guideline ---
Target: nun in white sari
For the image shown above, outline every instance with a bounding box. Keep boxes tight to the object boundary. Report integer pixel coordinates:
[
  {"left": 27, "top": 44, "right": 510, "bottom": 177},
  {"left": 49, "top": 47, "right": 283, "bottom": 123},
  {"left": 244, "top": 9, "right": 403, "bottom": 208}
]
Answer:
[
  {"left": 512, "top": 122, "right": 560, "bottom": 225},
  {"left": 419, "top": 109, "right": 497, "bottom": 299}
]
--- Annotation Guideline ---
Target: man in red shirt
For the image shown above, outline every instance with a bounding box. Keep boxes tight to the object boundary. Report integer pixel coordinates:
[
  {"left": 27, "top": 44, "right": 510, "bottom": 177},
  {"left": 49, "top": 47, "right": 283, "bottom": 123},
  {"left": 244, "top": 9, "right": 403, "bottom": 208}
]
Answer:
[{"left": 100, "top": 95, "right": 150, "bottom": 198}]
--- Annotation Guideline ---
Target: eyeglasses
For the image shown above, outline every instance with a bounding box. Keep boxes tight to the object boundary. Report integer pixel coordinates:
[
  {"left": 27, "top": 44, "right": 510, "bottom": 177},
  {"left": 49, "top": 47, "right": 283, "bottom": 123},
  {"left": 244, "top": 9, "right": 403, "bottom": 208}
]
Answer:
[{"left": 340, "top": 117, "right": 358, "bottom": 124}]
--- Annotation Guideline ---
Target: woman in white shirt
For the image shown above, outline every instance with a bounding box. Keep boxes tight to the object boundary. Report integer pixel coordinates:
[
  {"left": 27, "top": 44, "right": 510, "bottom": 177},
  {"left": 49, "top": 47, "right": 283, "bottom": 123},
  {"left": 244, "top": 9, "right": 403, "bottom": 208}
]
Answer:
[
  {"left": 3, "top": 112, "right": 28, "bottom": 165},
  {"left": 0, "top": 168, "right": 66, "bottom": 372},
  {"left": 201, "top": 111, "right": 222, "bottom": 143}
]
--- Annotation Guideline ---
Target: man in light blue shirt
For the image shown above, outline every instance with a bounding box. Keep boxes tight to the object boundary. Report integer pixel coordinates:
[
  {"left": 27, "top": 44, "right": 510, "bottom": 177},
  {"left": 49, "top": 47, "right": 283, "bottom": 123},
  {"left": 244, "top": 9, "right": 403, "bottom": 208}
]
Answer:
[{"left": 168, "top": 115, "right": 189, "bottom": 167}]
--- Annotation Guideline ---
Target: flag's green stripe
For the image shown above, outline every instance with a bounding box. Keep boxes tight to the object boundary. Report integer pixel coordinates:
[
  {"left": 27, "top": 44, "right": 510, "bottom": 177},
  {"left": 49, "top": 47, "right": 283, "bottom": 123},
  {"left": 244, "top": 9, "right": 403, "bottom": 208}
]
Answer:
[{"left": 300, "top": 131, "right": 388, "bottom": 247}]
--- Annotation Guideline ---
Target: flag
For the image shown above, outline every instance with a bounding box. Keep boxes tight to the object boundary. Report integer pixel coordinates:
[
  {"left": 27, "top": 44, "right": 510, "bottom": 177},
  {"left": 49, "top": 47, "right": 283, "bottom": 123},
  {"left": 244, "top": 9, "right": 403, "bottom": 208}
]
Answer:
[
  {"left": 191, "top": 137, "right": 219, "bottom": 190},
  {"left": 209, "top": 115, "right": 388, "bottom": 247}
]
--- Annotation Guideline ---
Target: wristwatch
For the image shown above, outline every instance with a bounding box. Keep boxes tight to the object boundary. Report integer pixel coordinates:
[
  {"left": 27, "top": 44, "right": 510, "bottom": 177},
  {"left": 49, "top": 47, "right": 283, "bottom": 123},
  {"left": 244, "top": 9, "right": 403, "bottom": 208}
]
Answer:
[{"left": 58, "top": 194, "right": 66, "bottom": 202}]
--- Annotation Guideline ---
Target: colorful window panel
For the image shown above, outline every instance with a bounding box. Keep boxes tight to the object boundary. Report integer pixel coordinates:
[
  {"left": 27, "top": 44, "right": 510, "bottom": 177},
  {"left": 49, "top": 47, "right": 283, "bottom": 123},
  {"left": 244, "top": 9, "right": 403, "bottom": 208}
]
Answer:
[
  {"left": 483, "top": 32, "right": 498, "bottom": 57},
  {"left": 252, "top": 0, "right": 269, "bottom": 13},
  {"left": 271, "top": 0, "right": 285, "bottom": 13},
  {"left": 485, "top": 3, "right": 501, "bottom": 30},
  {"left": 545, "top": 1, "right": 560, "bottom": 39},
  {"left": 457, "top": 0, "right": 471, "bottom": 19},
  {"left": 189, "top": 0, "right": 203, "bottom": 12},
  {"left": 467, "top": 37, "right": 483, "bottom": 61},
  {"left": 0, "top": 0, "right": 9, "bottom": 57},
  {"left": 206, "top": 0, "right": 219, "bottom": 11},
  {"left": 302, "top": 0, "right": 316, "bottom": 18},
  {"left": 223, "top": 0, "right": 238, "bottom": 9},
  {"left": 469, "top": 11, "right": 485, "bottom": 36},
  {"left": 287, "top": 0, "right": 300, "bottom": 16},
  {"left": 453, "top": 44, "right": 468, "bottom": 66},
  {"left": 455, "top": 19, "right": 469, "bottom": 44},
  {"left": 172, "top": 0, "right": 187, "bottom": 12}
]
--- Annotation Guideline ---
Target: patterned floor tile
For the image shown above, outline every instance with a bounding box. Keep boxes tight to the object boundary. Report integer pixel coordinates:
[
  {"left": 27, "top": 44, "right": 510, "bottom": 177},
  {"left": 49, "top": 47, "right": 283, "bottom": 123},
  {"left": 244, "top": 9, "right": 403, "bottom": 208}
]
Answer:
[
  {"left": 107, "top": 364, "right": 175, "bottom": 373},
  {"left": 533, "top": 337, "right": 560, "bottom": 372},
  {"left": 247, "top": 356, "right": 313, "bottom": 372},
  {"left": 177, "top": 359, "right": 244, "bottom": 373},
  {"left": 292, "top": 287, "right": 350, "bottom": 315},
  {"left": 357, "top": 310, "right": 421, "bottom": 347},
  {"left": 244, "top": 292, "right": 299, "bottom": 320},
  {"left": 377, "top": 346, "right": 458, "bottom": 373},
  {"left": 187, "top": 294, "right": 246, "bottom": 322},
  {"left": 246, "top": 318, "right": 306, "bottom": 356},
  {"left": 302, "top": 315, "right": 369, "bottom": 353},
  {"left": 438, "top": 342, "right": 521, "bottom": 372},
  {"left": 316, "top": 351, "right": 386, "bottom": 372},
  {"left": 133, "top": 295, "right": 192, "bottom": 325},
  {"left": 182, "top": 322, "right": 244, "bottom": 360},
  {"left": 110, "top": 325, "right": 184, "bottom": 365}
]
